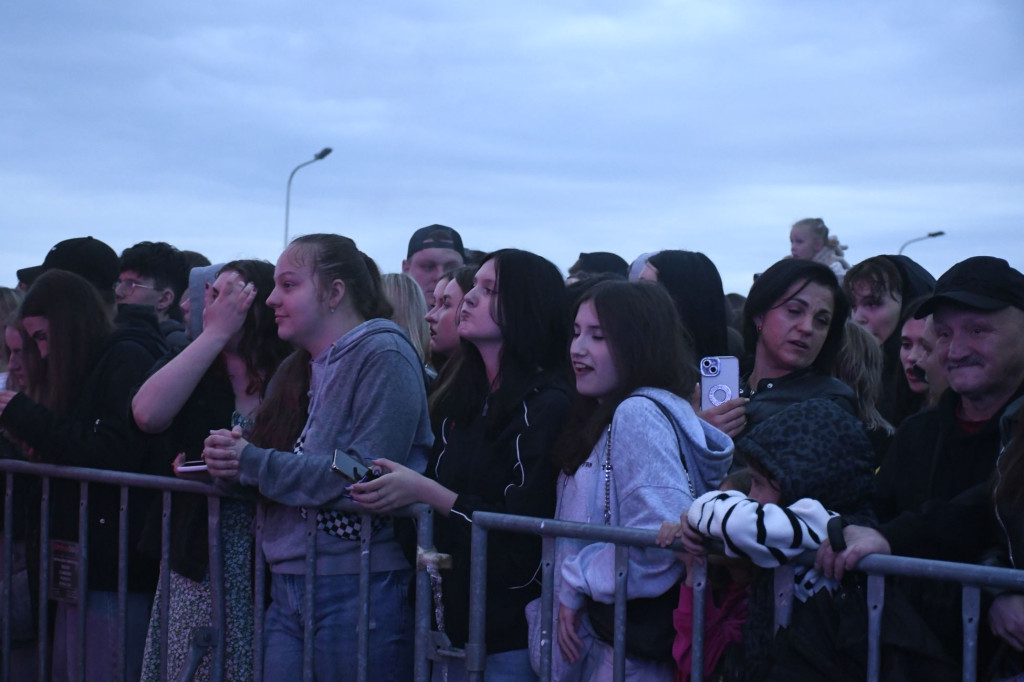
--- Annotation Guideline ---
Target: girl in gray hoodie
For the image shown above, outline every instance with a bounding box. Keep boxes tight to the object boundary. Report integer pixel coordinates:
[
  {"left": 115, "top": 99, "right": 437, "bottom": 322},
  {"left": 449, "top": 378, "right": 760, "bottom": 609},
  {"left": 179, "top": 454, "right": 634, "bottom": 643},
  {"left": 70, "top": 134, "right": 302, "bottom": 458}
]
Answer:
[
  {"left": 204, "top": 235, "right": 433, "bottom": 682},
  {"left": 529, "top": 281, "right": 733, "bottom": 682}
]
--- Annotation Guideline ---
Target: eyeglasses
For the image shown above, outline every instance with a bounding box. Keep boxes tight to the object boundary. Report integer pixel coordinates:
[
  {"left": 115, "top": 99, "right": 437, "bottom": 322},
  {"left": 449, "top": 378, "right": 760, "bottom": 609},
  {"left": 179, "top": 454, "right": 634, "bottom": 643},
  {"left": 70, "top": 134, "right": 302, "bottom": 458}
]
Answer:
[{"left": 114, "top": 279, "right": 159, "bottom": 294}]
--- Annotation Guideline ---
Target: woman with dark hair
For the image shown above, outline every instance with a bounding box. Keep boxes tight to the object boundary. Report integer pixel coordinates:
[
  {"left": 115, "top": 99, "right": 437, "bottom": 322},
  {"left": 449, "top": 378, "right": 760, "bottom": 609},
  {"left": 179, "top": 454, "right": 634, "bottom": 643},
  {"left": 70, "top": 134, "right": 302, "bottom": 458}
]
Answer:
[
  {"left": 702, "top": 258, "right": 855, "bottom": 439},
  {"left": 351, "top": 248, "right": 572, "bottom": 681},
  {"left": 132, "top": 259, "right": 291, "bottom": 681},
  {"left": 638, "top": 250, "right": 730, "bottom": 362},
  {"left": 843, "top": 255, "right": 936, "bottom": 426},
  {"left": 202, "top": 234, "right": 432, "bottom": 681},
  {"left": 0, "top": 269, "right": 167, "bottom": 681},
  {"left": 534, "top": 280, "right": 732, "bottom": 681}
]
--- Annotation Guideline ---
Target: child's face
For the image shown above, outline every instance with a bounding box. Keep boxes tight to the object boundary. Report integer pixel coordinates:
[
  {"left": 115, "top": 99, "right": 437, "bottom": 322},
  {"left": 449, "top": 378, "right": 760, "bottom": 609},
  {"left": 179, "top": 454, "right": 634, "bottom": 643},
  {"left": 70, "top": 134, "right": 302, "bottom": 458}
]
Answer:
[{"left": 748, "top": 468, "right": 781, "bottom": 505}]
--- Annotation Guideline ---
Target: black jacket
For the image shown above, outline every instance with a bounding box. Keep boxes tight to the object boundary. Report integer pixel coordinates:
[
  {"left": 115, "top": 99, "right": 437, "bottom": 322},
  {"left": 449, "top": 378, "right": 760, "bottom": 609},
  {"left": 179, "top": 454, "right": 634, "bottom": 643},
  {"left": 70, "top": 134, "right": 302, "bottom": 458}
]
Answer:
[
  {"left": 743, "top": 368, "right": 857, "bottom": 431},
  {"left": 429, "top": 373, "right": 570, "bottom": 653},
  {"left": 0, "top": 319, "right": 166, "bottom": 592}
]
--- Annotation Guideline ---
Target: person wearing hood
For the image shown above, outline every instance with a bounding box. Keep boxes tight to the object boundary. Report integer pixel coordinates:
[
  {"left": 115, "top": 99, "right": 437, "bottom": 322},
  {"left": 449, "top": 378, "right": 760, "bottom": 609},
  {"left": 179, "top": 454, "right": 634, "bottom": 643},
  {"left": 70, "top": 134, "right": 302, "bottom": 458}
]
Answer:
[
  {"left": 663, "top": 399, "right": 876, "bottom": 680},
  {"left": 202, "top": 235, "right": 433, "bottom": 682},
  {"left": 533, "top": 281, "right": 733, "bottom": 682},
  {"left": 843, "top": 254, "right": 936, "bottom": 426}
]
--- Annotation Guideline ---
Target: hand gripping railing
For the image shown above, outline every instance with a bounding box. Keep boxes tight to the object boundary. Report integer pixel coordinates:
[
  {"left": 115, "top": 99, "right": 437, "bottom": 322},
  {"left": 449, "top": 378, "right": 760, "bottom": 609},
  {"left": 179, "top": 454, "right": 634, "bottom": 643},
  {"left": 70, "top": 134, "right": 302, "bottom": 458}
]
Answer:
[
  {"left": 467, "top": 511, "right": 1024, "bottom": 682},
  {"left": 0, "top": 459, "right": 438, "bottom": 682}
]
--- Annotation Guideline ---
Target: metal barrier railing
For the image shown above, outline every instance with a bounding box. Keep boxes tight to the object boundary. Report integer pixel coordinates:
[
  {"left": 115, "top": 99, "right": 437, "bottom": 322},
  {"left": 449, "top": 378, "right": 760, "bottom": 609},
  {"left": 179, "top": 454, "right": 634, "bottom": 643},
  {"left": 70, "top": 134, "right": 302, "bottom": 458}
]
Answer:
[
  {"left": 0, "top": 459, "right": 436, "bottom": 682},
  {"left": 468, "top": 510, "right": 1024, "bottom": 682}
]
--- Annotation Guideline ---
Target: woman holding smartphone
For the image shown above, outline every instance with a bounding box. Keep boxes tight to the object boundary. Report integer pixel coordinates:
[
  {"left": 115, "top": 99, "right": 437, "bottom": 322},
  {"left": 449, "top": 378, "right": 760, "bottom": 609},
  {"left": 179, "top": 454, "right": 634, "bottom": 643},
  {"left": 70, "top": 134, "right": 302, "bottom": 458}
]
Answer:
[
  {"left": 203, "top": 234, "right": 433, "bottom": 682},
  {"left": 702, "top": 258, "right": 853, "bottom": 439},
  {"left": 351, "top": 249, "right": 572, "bottom": 681}
]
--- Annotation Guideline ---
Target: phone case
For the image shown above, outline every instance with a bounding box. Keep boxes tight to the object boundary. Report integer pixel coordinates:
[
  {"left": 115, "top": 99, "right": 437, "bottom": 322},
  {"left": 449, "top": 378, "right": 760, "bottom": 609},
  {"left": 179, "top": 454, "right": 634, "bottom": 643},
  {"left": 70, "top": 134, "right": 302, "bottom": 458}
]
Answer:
[{"left": 700, "top": 356, "right": 740, "bottom": 411}]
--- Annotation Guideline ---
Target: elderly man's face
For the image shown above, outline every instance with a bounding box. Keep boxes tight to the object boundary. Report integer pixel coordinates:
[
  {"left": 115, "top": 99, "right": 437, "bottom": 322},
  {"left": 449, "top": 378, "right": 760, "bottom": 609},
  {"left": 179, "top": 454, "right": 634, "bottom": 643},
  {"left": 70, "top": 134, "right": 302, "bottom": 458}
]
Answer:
[{"left": 932, "top": 305, "right": 1024, "bottom": 401}]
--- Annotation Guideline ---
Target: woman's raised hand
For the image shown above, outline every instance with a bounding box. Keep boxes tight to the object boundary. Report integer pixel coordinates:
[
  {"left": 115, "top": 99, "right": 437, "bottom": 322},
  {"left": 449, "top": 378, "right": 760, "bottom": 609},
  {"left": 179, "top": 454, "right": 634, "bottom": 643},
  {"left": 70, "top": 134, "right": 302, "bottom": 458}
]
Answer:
[{"left": 202, "top": 274, "right": 257, "bottom": 342}]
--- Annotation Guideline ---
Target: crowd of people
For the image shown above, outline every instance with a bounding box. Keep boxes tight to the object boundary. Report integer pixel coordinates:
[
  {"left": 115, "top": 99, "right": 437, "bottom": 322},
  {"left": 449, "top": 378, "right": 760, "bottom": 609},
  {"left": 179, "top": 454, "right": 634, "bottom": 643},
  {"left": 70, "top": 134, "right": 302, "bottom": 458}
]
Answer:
[{"left": 0, "top": 217, "right": 1022, "bottom": 682}]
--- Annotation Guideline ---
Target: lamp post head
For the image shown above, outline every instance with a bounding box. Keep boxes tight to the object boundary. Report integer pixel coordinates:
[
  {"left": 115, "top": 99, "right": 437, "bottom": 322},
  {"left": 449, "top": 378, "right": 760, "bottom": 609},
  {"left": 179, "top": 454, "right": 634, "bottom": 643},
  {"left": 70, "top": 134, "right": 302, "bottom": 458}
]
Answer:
[{"left": 314, "top": 147, "right": 332, "bottom": 160}]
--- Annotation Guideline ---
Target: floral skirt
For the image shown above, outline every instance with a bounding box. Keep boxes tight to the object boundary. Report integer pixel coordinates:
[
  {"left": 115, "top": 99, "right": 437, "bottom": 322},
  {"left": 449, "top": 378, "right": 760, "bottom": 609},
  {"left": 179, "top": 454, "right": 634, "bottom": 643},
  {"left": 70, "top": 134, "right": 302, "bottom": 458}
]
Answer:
[{"left": 141, "top": 499, "right": 255, "bottom": 682}]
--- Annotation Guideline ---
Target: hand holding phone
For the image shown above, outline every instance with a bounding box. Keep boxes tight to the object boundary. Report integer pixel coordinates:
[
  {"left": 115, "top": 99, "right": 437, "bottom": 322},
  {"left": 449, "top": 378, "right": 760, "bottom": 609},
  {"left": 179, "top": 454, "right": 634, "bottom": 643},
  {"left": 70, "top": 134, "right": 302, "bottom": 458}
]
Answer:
[{"left": 700, "top": 356, "right": 740, "bottom": 412}]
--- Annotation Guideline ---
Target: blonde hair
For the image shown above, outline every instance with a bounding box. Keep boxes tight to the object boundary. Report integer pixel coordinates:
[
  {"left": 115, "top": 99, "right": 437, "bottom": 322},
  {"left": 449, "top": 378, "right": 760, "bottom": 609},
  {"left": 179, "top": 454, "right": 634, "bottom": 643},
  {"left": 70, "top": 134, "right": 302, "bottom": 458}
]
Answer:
[
  {"left": 381, "top": 273, "right": 430, "bottom": 363},
  {"left": 793, "top": 217, "right": 849, "bottom": 262},
  {"left": 0, "top": 288, "right": 23, "bottom": 374},
  {"left": 835, "top": 320, "right": 893, "bottom": 435}
]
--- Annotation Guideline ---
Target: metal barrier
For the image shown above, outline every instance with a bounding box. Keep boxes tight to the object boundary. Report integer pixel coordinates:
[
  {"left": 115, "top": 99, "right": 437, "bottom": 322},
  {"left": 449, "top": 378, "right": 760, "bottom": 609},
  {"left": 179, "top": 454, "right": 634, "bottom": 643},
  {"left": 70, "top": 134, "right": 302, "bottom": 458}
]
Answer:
[
  {"left": 468, "top": 510, "right": 1024, "bottom": 682},
  {"left": 0, "top": 459, "right": 437, "bottom": 682}
]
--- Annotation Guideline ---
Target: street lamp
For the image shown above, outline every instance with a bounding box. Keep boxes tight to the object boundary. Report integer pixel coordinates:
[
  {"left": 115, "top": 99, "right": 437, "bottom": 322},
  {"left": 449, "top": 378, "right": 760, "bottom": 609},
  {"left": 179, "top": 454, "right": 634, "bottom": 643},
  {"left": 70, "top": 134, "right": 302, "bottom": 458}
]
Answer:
[
  {"left": 284, "top": 147, "right": 333, "bottom": 248},
  {"left": 898, "top": 231, "right": 945, "bottom": 255}
]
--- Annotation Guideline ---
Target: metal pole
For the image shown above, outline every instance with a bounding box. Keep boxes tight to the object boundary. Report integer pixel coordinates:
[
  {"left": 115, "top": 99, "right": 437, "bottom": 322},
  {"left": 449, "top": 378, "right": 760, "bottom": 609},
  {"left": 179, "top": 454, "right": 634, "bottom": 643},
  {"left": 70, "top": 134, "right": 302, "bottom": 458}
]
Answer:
[
  {"left": 284, "top": 148, "right": 332, "bottom": 249},
  {"left": 898, "top": 230, "right": 945, "bottom": 254}
]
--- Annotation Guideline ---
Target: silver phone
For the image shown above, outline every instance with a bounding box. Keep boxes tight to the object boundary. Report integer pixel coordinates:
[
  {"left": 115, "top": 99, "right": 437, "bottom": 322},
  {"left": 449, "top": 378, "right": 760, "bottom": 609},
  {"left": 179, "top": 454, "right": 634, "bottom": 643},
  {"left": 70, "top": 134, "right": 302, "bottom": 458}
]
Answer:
[{"left": 700, "top": 356, "right": 740, "bottom": 411}]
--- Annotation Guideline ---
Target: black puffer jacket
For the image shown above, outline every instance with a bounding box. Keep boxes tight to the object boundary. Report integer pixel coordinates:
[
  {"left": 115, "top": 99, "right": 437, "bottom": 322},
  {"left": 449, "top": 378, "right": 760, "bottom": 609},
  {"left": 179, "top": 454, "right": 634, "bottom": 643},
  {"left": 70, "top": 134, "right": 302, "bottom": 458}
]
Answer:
[{"left": 743, "top": 367, "right": 857, "bottom": 432}]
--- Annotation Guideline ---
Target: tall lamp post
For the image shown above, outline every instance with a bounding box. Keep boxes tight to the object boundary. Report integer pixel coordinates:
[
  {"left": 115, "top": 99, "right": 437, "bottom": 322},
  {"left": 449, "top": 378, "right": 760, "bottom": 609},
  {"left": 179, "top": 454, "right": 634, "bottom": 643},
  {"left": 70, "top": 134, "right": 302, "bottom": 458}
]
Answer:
[
  {"left": 284, "top": 147, "right": 333, "bottom": 248},
  {"left": 898, "top": 231, "right": 945, "bottom": 255}
]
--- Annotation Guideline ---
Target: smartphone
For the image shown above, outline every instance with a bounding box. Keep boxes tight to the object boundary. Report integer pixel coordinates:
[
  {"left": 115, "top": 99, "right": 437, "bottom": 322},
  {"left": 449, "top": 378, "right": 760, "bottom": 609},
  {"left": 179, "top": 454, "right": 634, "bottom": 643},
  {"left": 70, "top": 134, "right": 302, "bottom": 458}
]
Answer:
[
  {"left": 330, "top": 450, "right": 378, "bottom": 482},
  {"left": 700, "top": 356, "right": 740, "bottom": 411},
  {"left": 177, "top": 459, "right": 208, "bottom": 473}
]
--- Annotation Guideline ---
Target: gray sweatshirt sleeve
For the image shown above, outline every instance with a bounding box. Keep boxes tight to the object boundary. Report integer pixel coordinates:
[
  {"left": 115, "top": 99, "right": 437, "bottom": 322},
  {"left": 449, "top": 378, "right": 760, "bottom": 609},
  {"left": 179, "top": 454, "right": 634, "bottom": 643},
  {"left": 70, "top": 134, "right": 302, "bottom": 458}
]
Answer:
[{"left": 238, "top": 347, "right": 428, "bottom": 507}]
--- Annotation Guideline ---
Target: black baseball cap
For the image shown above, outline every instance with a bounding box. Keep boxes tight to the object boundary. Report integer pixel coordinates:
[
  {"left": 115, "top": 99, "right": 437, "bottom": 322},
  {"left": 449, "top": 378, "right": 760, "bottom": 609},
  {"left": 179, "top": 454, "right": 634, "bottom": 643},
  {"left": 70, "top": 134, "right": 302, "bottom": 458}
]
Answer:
[
  {"left": 17, "top": 236, "right": 120, "bottom": 292},
  {"left": 916, "top": 256, "right": 1024, "bottom": 317},
  {"left": 406, "top": 224, "right": 465, "bottom": 260}
]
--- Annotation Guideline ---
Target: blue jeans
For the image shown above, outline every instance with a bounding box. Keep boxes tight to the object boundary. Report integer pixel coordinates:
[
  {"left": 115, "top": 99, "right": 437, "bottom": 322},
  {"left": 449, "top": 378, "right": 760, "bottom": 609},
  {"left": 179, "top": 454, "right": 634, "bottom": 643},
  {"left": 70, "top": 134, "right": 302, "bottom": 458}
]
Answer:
[
  {"left": 52, "top": 590, "right": 153, "bottom": 682},
  {"left": 262, "top": 570, "right": 413, "bottom": 682}
]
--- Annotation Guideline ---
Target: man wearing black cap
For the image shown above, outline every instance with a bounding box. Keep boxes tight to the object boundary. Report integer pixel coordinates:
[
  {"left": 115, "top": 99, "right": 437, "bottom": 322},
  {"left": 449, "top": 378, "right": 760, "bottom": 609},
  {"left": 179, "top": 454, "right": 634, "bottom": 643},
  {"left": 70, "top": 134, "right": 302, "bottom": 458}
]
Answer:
[
  {"left": 402, "top": 224, "right": 465, "bottom": 306},
  {"left": 817, "top": 256, "right": 1024, "bottom": 663},
  {"left": 17, "top": 236, "right": 120, "bottom": 309}
]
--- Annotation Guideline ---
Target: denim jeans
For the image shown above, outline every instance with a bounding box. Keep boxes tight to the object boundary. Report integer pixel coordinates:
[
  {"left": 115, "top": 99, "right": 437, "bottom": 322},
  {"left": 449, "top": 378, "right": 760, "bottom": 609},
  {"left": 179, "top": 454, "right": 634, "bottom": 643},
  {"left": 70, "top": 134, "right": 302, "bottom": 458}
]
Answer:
[
  {"left": 52, "top": 589, "right": 153, "bottom": 682},
  {"left": 262, "top": 569, "right": 413, "bottom": 682}
]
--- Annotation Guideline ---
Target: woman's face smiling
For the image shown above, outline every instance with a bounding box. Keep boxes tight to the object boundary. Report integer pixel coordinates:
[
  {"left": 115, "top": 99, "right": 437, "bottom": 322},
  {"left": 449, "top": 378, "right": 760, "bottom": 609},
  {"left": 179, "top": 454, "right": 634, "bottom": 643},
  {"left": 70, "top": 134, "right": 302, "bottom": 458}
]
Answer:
[
  {"left": 754, "top": 279, "right": 835, "bottom": 379},
  {"left": 571, "top": 299, "right": 619, "bottom": 402}
]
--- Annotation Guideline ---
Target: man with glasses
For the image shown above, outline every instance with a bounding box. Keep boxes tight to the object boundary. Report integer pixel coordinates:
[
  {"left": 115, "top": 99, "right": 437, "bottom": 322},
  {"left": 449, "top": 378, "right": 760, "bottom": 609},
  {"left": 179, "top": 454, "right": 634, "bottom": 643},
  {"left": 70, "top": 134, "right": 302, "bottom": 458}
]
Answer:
[{"left": 117, "top": 241, "right": 190, "bottom": 347}]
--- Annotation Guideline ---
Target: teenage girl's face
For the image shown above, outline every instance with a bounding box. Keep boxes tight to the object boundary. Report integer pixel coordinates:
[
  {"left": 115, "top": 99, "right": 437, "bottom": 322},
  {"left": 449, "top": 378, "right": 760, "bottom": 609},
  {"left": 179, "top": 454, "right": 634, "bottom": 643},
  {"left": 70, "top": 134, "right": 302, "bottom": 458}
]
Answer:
[
  {"left": 4, "top": 326, "right": 26, "bottom": 387},
  {"left": 22, "top": 316, "right": 50, "bottom": 360},
  {"left": 748, "top": 467, "right": 781, "bottom": 505},
  {"left": 754, "top": 280, "right": 834, "bottom": 378},
  {"left": 266, "top": 247, "right": 329, "bottom": 353},
  {"left": 789, "top": 225, "right": 823, "bottom": 260},
  {"left": 899, "top": 316, "right": 934, "bottom": 395},
  {"left": 458, "top": 259, "right": 502, "bottom": 347},
  {"left": 571, "top": 300, "right": 619, "bottom": 402},
  {"left": 425, "top": 277, "right": 465, "bottom": 357},
  {"left": 850, "top": 280, "right": 902, "bottom": 344}
]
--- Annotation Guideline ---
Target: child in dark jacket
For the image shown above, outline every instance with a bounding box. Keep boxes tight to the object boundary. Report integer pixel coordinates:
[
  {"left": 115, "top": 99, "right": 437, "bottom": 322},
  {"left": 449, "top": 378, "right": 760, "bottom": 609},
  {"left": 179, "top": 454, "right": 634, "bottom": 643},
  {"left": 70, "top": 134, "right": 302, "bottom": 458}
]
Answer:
[{"left": 660, "top": 398, "right": 877, "bottom": 681}]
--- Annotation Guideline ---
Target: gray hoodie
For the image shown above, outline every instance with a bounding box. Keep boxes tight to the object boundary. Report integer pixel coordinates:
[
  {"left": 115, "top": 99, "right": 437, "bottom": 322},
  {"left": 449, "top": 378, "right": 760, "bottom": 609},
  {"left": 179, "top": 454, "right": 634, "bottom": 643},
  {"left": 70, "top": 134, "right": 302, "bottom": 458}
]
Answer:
[
  {"left": 557, "top": 387, "right": 733, "bottom": 609},
  {"left": 239, "top": 318, "right": 433, "bottom": 575}
]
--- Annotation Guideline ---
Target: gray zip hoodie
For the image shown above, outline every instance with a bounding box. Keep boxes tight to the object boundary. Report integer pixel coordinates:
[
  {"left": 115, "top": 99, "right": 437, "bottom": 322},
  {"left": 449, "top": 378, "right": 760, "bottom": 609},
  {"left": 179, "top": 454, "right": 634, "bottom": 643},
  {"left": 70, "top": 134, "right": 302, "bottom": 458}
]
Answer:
[
  {"left": 557, "top": 387, "right": 734, "bottom": 609},
  {"left": 238, "top": 318, "right": 433, "bottom": 575}
]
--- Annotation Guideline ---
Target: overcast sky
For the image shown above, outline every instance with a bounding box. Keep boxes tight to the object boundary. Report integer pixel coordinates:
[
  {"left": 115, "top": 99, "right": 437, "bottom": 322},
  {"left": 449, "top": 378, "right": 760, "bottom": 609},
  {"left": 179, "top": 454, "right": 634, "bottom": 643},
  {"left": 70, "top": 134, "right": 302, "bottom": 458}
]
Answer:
[{"left": 3, "top": 1, "right": 1022, "bottom": 295}]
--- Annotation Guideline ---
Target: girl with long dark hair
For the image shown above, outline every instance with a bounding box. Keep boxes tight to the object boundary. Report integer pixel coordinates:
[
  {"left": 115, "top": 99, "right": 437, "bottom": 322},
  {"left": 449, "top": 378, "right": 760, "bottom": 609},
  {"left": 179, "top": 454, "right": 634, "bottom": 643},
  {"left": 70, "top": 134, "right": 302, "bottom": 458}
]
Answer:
[
  {"left": 351, "top": 249, "right": 572, "bottom": 681},
  {"left": 536, "top": 280, "right": 733, "bottom": 681}
]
